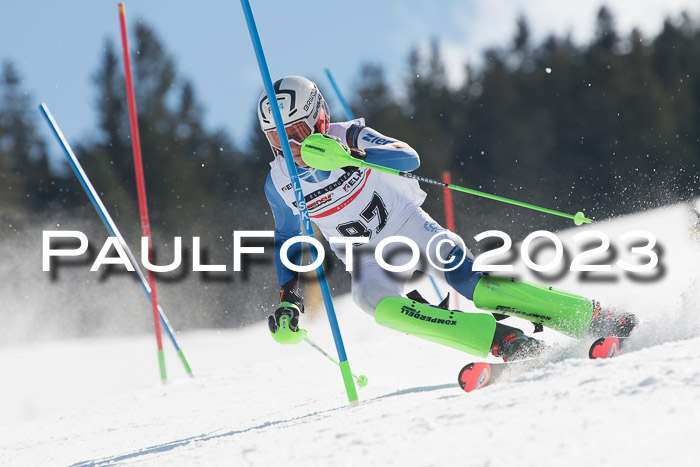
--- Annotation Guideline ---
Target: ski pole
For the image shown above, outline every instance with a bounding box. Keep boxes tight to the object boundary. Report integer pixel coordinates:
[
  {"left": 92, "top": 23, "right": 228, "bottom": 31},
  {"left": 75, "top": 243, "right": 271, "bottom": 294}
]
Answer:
[
  {"left": 241, "top": 0, "right": 359, "bottom": 403},
  {"left": 301, "top": 134, "right": 592, "bottom": 226},
  {"left": 304, "top": 337, "right": 368, "bottom": 387},
  {"left": 39, "top": 103, "right": 194, "bottom": 378},
  {"left": 324, "top": 68, "right": 444, "bottom": 302}
]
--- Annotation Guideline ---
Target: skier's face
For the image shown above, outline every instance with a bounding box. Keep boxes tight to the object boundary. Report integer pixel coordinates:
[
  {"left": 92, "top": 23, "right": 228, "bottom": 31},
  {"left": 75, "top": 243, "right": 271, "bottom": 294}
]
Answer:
[
  {"left": 265, "top": 123, "right": 310, "bottom": 167},
  {"left": 290, "top": 141, "right": 308, "bottom": 167}
]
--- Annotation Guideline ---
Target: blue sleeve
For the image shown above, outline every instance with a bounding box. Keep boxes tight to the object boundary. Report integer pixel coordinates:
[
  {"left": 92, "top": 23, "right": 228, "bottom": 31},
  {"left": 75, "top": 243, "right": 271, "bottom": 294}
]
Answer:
[
  {"left": 347, "top": 124, "right": 420, "bottom": 172},
  {"left": 264, "top": 174, "right": 303, "bottom": 287},
  {"left": 364, "top": 146, "right": 420, "bottom": 172}
]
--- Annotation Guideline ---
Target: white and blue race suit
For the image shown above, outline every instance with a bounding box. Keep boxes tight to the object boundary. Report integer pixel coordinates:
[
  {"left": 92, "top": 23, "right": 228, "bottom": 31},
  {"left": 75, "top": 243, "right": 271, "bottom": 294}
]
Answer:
[{"left": 265, "top": 119, "right": 482, "bottom": 313}]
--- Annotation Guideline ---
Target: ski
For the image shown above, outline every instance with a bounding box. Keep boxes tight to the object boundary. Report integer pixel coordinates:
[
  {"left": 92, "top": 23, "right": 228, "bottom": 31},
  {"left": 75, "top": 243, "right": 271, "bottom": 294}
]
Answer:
[
  {"left": 457, "top": 359, "right": 540, "bottom": 392},
  {"left": 588, "top": 336, "right": 629, "bottom": 359},
  {"left": 458, "top": 336, "right": 632, "bottom": 392}
]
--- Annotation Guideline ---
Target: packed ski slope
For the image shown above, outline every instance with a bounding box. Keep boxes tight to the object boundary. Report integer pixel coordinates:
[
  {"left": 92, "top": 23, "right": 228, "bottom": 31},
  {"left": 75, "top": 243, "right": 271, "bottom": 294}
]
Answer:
[
  {"left": 1, "top": 203, "right": 699, "bottom": 466},
  {"left": 2, "top": 313, "right": 700, "bottom": 466}
]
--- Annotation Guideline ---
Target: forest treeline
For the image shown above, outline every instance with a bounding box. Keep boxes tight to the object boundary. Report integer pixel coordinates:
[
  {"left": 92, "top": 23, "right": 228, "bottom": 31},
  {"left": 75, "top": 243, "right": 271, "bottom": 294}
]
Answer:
[{"left": 1, "top": 7, "right": 699, "bottom": 329}]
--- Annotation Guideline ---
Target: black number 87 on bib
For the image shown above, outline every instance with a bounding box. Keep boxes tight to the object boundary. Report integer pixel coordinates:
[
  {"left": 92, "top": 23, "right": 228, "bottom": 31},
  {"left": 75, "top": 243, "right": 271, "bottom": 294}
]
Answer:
[{"left": 336, "top": 192, "right": 388, "bottom": 240}]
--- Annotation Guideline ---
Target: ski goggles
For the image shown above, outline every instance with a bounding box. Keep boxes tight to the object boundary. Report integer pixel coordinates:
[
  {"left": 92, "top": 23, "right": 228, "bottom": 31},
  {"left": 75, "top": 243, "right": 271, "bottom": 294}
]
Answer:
[{"left": 265, "top": 120, "right": 314, "bottom": 149}]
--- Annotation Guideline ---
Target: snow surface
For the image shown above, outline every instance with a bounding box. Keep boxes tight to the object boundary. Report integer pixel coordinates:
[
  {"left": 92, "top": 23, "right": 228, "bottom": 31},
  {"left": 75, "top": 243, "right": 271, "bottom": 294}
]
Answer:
[{"left": 1, "top": 203, "right": 700, "bottom": 466}]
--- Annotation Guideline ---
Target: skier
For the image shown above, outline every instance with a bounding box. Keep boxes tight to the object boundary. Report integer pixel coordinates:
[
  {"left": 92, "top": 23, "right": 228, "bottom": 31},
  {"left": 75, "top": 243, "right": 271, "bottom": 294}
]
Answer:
[{"left": 260, "top": 75, "right": 636, "bottom": 361}]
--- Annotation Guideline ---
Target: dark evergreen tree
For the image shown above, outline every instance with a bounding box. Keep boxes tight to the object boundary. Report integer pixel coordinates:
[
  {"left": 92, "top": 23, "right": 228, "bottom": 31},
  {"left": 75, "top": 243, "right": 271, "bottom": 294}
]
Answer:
[{"left": 0, "top": 62, "right": 58, "bottom": 213}]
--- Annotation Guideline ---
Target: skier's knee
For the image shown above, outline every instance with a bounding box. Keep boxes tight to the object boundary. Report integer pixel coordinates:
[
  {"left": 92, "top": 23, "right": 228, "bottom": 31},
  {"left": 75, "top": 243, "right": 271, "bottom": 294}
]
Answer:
[
  {"left": 444, "top": 247, "right": 483, "bottom": 300},
  {"left": 352, "top": 284, "right": 396, "bottom": 316},
  {"left": 352, "top": 286, "right": 386, "bottom": 316}
]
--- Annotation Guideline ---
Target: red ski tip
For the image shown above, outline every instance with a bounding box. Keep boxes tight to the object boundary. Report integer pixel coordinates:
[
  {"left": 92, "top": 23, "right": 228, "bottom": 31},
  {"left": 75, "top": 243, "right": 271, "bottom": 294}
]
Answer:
[
  {"left": 458, "top": 362, "right": 492, "bottom": 392},
  {"left": 589, "top": 337, "right": 620, "bottom": 359}
]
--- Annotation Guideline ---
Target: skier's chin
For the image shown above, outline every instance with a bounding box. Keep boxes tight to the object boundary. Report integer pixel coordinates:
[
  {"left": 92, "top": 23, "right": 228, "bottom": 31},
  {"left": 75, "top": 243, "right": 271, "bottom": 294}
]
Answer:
[{"left": 292, "top": 154, "right": 308, "bottom": 168}]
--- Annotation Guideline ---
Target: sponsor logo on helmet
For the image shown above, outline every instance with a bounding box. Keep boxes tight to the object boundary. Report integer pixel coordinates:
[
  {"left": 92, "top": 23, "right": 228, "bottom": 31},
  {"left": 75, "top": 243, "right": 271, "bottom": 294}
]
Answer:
[
  {"left": 262, "top": 99, "right": 284, "bottom": 114},
  {"left": 303, "top": 87, "right": 318, "bottom": 112},
  {"left": 311, "top": 94, "right": 322, "bottom": 120}
]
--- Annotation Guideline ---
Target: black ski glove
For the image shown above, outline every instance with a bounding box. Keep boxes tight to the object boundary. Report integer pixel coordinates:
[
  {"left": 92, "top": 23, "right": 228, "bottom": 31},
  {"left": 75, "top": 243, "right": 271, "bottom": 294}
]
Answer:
[
  {"left": 348, "top": 148, "right": 367, "bottom": 161},
  {"left": 268, "top": 280, "right": 306, "bottom": 344}
]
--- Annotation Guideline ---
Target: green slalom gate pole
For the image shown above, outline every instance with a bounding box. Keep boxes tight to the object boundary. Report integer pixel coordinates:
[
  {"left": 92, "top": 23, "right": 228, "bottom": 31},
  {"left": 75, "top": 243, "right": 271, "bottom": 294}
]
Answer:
[
  {"left": 301, "top": 134, "right": 593, "bottom": 226},
  {"left": 240, "top": 0, "right": 358, "bottom": 403},
  {"left": 304, "top": 337, "right": 368, "bottom": 388}
]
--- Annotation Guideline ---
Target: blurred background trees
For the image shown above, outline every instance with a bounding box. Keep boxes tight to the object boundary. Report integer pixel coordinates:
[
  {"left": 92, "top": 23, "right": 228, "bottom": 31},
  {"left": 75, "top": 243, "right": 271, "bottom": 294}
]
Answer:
[{"left": 1, "top": 7, "right": 698, "bottom": 334}]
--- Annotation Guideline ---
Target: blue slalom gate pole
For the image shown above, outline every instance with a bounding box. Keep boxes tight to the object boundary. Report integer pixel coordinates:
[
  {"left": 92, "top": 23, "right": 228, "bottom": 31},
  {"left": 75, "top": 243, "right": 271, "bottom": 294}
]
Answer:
[
  {"left": 240, "top": 0, "right": 358, "bottom": 403},
  {"left": 39, "top": 103, "right": 194, "bottom": 377},
  {"left": 324, "top": 68, "right": 444, "bottom": 303}
]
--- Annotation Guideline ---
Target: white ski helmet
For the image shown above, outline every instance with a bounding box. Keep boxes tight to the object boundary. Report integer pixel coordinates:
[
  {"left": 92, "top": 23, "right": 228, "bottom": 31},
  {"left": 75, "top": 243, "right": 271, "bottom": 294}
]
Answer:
[{"left": 258, "top": 76, "right": 330, "bottom": 154}]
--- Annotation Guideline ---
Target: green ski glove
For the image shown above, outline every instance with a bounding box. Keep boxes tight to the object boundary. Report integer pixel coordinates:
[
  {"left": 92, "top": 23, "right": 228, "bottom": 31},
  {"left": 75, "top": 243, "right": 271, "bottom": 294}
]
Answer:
[{"left": 268, "top": 302, "right": 307, "bottom": 345}]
